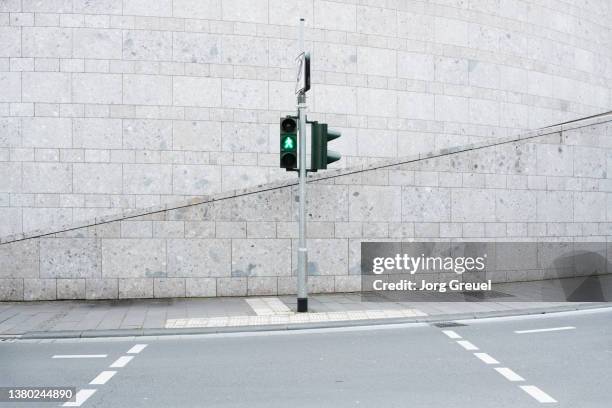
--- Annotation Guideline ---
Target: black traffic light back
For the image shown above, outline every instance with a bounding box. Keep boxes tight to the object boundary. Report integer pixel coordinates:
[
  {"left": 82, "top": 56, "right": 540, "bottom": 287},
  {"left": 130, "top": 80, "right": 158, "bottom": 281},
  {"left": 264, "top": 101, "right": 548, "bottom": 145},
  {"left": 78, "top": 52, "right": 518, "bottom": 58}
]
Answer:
[
  {"left": 310, "top": 121, "right": 341, "bottom": 171},
  {"left": 280, "top": 116, "right": 298, "bottom": 170}
]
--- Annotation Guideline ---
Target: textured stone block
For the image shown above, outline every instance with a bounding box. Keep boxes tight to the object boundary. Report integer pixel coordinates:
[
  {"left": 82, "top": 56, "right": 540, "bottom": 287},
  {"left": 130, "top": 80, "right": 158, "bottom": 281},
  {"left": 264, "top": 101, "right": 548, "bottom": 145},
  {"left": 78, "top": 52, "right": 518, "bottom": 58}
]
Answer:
[
  {"left": 73, "top": 118, "right": 122, "bottom": 149},
  {"left": 435, "top": 95, "right": 469, "bottom": 123},
  {"left": 186, "top": 277, "right": 216, "bottom": 297},
  {"left": 574, "top": 192, "right": 606, "bottom": 222},
  {"left": 0, "top": 279, "right": 24, "bottom": 300},
  {"left": 22, "top": 118, "right": 72, "bottom": 148},
  {"left": 153, "top": 221, "right": 184, "bottom": 238},
  {"left": 57, "top": 279, "right": 86, "bottom": 299},
  {"left": 120, "top": 221, "right": 153, "bottom": 238},
  {"left": 21, "top": 72, "right": 69, "bottom": 103},
  {"left": 72, "top": 73, "right": 122, "bottom": 104},
  {"left": 349, "top": 186, "right": 401, "bottom": 222},
  {"left": 86, "top": 279, "right": 118, "bottom": 299},
  {"left": 40, "top": 238, "right": 98, "bottom": 278},
  {"left": 222, "top": 0, "right": 267, "bottom": 23},
  {"left": 119, "top": 278, "right": 153, "bottom": 298},
  {"left": 247, "top": 277, "right": 277, "bottom": 296},
  {"left": 24, "top": 279, "right": 56, "bottom": 301},
  {"left": 536, "top": 191, "right": 573, "bottom": 222},
  {"left": 123, "top": 75, "right": 172, "bottom": 106},
  {"left": 314, "top": 0, "right": 355, "bottom": 31},
  {"left": 495, "top": 190, "right": 536, "bottom": 222},
  {"left": 184, "top": 221, "right": 215, "bottom": 238},
  {"left": 0, "top": 163, "right": 22, "bottom": 193},
  {"left": 123, "top": 0, "right": 172, "bottom": 16},
  {"left": 357, "top": 88, "right": 397, "bottom": 118},
  {"left": 167, "top": 239, "right": 231, "bottom": 277},
  {"left": 23, "top": 163, "right": 72, "bottom": 193},
  {"left": 402, "top": 187, "right": 450, "bottom": 222},
  {"left": 123, "top": 119, "right": 172, "bottom": 150},
  {"left": 315, "top": 85, "right": 357, "bottom": 115},
  {"left": 536, "top": 144, "right": 573, "bottom": 176},
  {"left": 222, "top": 79, "right": 267, "bottom": 109},
  {"left": 0, "top": 27, "right": 21, "bottom": 57},
  {"left": 450, "top": 189, "right": 495, "bottom": 222},
  {"left": 217, "top": 277, "right": 246, "bottom": 296},
  {"left": 314, "top": 42, "right": 357, "bottom": 74},
  {"left": 172, "top": 164, "right": 222, "bottom": 195},
  {"left": 304, "top": 184, "right": 349, "bottom": 222},
  {"left": 435, "top": 17, "right": 468, "bottom": 47},
  {"left": 0, "top": 240, "right": 39, "bottom": 278},
  {"left": 334, "top": 275, "right": 361, "bottom": 292},
  {"left": 357, "top": 129, "right": 397, "bottom": 158},
  {"left": 398, "top": 92, "right": 435, "bottom": 120},
  {"left": 123, "top": 164, "right": 172, "bottom": 194},
  {"left": 222, "top": 35, "right": 268, "bottom": 66},
  {"left": 123, "top": 30, "right": 172, "bottom": 61},
  {"left": 293, "top": 238, "right": 348, "bottom": 276},
  {"left": 22, "top": 208, "right": 72, "bottom": 233},
  {"left": 222, "top": 122, "right": 268, "bottom": 153},
  {"left": 398, "top": 52, "right": 434, "bottom": 81},
  {"left": 73, "top": 28, "right": 122, "bottom": 59},
  {"left": 357, "top": 47, "right": 396, "bottom": 77},
  {"left": 22, "top": 27, "right": 71, "bottom": 58},
  {"left": 307, "top": 276, "right": 335, "bottom": 294},
  {"left": 0, "top": 208, "right": 22, "bottom": 237},
  {"left": 101, "top": 239, "right": 166, "bottom": 278},
  {"left": 357, "top": 4, "right": 397, "bottom": 36},
  {"left": 574, "top": 146, "right": 607, "bottom": 178},
  {"left": 73, "top": 164, "right": 122, "bottom": 194},
  {"left": 173, "top": 76, "right": 222, "bottom": 107},
  {"left": 213, "top": 189, "right": 293, "bottom": 222},
  {"left": 173, "top": 121, "right": 221, "bottom": 151},
  {"left": 232, "top": 239, "right": 291, "bottom": 277},
  {"left": 173, "top": 32, "right": 222, "bottom": 64}
]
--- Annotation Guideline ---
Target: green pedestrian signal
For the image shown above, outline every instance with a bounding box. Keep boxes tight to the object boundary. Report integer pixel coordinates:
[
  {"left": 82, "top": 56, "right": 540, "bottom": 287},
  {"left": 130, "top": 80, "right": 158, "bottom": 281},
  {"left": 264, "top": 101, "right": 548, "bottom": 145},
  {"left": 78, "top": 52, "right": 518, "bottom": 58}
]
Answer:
[
  {"left": 279, "top": 116, "right": 298, "bottom": 170},
  {"left": 310, "top": 121, "right": 341, "bottom": 171}
]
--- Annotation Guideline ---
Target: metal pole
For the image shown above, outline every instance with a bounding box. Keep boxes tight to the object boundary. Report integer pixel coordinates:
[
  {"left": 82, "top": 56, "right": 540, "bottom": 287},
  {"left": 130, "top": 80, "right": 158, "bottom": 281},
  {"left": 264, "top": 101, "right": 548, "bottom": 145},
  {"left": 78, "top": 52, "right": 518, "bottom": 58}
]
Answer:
[{"left": 297, "top": 18, "right": 308, "bottom": 313}]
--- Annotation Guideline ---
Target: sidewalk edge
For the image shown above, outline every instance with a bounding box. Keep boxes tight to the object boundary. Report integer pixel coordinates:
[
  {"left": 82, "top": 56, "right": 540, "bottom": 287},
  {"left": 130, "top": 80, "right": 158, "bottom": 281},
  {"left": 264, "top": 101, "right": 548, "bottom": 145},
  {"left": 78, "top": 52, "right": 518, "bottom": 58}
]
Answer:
[{"left": 5, "top": 303, "right": 610, "bottom": 340}]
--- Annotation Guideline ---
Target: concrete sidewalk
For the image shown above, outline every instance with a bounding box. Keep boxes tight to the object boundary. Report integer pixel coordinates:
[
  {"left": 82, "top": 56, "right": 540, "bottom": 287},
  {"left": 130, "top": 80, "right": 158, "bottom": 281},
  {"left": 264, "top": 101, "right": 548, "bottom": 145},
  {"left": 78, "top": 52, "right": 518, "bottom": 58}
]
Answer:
[{"left": 1, "top": 293, "right": 608, "bottom": 339}]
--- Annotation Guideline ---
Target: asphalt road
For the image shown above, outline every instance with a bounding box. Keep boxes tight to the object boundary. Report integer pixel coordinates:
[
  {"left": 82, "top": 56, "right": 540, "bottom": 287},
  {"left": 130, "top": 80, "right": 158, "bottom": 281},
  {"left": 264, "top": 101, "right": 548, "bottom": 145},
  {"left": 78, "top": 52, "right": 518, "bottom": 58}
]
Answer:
[{"left": 1, "top": 308, "right": 611, "bottom": 407}]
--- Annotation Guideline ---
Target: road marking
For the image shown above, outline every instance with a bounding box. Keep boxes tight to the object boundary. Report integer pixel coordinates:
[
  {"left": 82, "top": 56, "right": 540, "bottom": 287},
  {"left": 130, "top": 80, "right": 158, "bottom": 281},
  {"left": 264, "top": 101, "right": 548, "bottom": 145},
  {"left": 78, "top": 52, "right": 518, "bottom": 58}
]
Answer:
[
  {"left": 520, "top": 385, "right": 557, "bottom": 403},
  {"left": 442, "top": 330, "right": 461, "bottom": 339},
  {"left": 89, "top": 370, "right": 117, "bottom": 385},
  {"left": 474, "top": 352, "right": 499, "bottom": 365},
  {"left": 52, "top": 355, "right": 107, "bottom": 359},
  {"left": 62, "top": 389, "right": 96, "bottom": 407},
  {"left": 515, "top": 326, "right": 575, "bottom": 334},
  {"left": 456, "top": 340, "right": 479, "bottom": 350},
  {"left": 495, "top": 367, "right": 525, "bottom": 382},
  {"left": 109, "top": 356, "right": 133, "bottom": 368},
  {"left": 127, "top": 344, "right": 147, "bottom": 354}
]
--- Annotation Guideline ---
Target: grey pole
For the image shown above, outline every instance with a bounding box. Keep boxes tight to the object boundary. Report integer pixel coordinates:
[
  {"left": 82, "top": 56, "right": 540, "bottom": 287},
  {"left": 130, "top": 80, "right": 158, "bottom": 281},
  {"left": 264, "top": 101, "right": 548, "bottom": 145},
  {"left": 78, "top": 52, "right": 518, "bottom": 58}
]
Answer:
[{"left": 297, "top": 18, "right": 308, "bottom": 312}]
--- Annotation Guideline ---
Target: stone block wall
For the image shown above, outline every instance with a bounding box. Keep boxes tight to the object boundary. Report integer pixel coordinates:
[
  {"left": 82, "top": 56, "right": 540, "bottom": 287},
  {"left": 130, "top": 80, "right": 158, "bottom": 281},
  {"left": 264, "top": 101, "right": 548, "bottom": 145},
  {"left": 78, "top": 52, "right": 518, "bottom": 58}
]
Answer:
[
  {"left": 1, "top": 115, "right": 611, "bottom": 301},
  {"left": 1, "top": 0, "right": 611, "bottom": 238}
]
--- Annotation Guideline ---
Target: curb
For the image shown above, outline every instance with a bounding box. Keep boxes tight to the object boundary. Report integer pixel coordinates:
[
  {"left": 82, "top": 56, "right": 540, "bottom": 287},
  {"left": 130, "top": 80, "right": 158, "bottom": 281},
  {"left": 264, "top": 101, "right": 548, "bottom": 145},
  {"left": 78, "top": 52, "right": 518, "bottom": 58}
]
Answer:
[{"left": 5, "top": 303, "right": 610, "bottom": 340}]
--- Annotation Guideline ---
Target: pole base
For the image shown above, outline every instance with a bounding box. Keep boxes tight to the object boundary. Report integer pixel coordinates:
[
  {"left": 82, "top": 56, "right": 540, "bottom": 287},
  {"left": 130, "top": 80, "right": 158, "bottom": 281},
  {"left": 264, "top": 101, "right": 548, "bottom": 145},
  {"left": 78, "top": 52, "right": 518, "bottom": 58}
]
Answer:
[{"left": 297, "top": 298, "right": 308, "bottom": 313}]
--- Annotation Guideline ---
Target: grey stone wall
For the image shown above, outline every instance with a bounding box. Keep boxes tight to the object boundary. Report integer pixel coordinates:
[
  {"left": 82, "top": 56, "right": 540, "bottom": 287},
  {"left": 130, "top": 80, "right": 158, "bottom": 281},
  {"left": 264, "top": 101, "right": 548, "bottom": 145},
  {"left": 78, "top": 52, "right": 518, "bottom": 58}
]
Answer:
[
  {"left": 1, "top": 0, "right": 611, "bottom": 238},
  {"left": 1, "top": 115, "right": 611, "bottom": 301}
]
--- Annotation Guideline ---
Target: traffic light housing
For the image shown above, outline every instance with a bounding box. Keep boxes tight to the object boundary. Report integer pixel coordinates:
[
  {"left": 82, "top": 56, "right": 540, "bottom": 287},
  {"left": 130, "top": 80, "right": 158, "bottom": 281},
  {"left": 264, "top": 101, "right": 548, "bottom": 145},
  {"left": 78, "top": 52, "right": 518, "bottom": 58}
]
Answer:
[
  {"left": 280, "top": 116, "right": 298, "bottom": 170},
  {"left": 310, "top": 121, "right": 341, "bottom": 171}
]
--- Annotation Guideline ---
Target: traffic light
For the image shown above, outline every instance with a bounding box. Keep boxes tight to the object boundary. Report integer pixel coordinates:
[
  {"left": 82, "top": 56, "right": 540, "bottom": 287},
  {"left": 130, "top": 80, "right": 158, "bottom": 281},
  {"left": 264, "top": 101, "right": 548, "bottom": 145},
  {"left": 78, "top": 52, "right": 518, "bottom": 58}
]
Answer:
[
  {"left": 280, "top": 116, "right": 298, "bottom": 170},
  {"left": 310, "top": 121, "right": 341, "bottom": 171}
]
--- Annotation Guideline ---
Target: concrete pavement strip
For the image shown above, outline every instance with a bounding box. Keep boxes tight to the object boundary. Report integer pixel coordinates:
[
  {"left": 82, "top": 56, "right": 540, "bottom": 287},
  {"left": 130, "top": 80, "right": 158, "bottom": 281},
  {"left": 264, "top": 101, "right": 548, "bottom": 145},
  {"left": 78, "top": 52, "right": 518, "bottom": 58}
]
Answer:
[{"left": 5, "top": 302, "right": 609, "bottom": 340}]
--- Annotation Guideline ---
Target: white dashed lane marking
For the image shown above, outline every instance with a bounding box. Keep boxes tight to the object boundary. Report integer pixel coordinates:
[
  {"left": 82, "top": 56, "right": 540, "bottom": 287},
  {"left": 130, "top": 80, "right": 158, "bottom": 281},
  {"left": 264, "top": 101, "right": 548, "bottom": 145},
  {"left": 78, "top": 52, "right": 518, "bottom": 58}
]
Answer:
[
  {"left": 514, "top": 326, "right": 575, "bottom": 334},
  {"left": 62, "top": 389, "right": 96, "bottom": 407},
  {"left": 474, "top": 352, "right": 499, "bottom": 365},
  {"left": 442, "top": 330, "right": 461, "bottom": 339},
  {"left": 89, "top": 371, "right": 116, "bottom": 385},
  {"left": 456, "top": 340, "right": 479, "bottom": 350},
  {"left": 520, "top": 385, "right": 558, "bottom": 403},
  {"left": 109, "top": 356, "right": 134, "bottom": 368},
  {"left": 495, "top": 367, "right": 525, "bottom": 382},
  {"left": 127, "top": 344, "right": 147, "bottom": 354},
  {"left": 441, "top": 331, "right": 557, "bottom": 404},
  {"left": 52, "top": 355, "right": 107, "bottom": 359}
]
